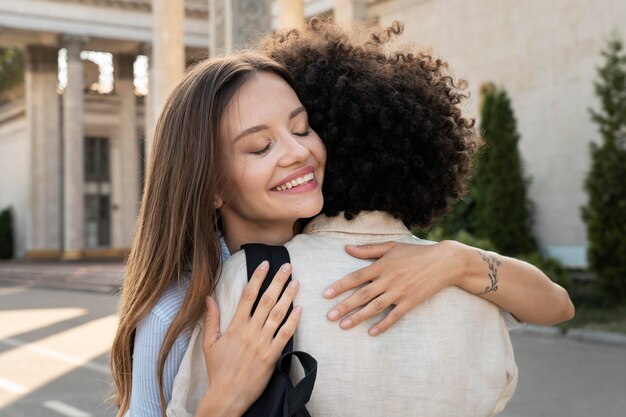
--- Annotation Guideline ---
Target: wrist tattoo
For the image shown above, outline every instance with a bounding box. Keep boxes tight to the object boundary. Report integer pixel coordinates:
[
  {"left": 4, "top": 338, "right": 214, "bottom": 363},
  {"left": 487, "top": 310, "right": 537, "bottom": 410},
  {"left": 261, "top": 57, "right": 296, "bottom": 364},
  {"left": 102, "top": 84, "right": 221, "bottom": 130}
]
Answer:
[{"left": 474, "top": 250, "right": 502, "bottom": 295}]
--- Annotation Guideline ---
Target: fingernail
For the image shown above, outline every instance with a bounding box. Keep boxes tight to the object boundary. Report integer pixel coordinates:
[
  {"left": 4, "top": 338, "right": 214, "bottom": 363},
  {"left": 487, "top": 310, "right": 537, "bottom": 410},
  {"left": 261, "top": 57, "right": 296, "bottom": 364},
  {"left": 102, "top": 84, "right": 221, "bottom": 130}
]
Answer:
[
  {"left": 294, "top": 305, "right": 302, "bottom": 315},
  {"left": 259, "top": 260, "right": 269, "bottom": 270},
  {"left": 340, "top": 319, "right": 353, "bottom": 329},
  {"left": 323, "top": 288, "right": 335, "bottom": 298},
  {"left": 280, "top": 263, "right": 292, "bottom": 273},
  {"left": 369, "top": 327, "right": 380, "bottom": 336},
  {"left": 328, "top": 309, "right": 340, "bottom": 320},
  {"left": 289, "top": 280, "right": 299, "bottom": 288}
]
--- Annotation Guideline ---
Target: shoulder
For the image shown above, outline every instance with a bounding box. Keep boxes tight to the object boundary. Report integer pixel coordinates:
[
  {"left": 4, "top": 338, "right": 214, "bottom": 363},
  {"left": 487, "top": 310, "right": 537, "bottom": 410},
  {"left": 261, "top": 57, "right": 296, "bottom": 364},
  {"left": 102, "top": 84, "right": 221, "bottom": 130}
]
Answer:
[
  {"left": 214, "top": 251, "right": 249, "bottom": 331},
  {"left": 135, "top": 278, "right": 191, "bottom": 351},
  {"left": 217, "top": 250, "right": 249, "bottom": 293},
  {"left": 150, "top": 278, "right": 190, "bottom": 326}
]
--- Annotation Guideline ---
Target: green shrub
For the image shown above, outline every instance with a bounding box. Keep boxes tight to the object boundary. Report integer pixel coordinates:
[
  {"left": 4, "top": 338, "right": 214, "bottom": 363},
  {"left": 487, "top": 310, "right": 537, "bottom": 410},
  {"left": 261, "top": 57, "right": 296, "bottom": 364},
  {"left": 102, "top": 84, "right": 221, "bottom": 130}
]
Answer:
[
  {"left": 473, "top": 87, "right": 537, "bottom": 256},
  {"left": 582, "top": 34, "right": 626, "bottom": 305},
  {"left": 0, "top": 47, "right": 24, "bottom": 104},
  {"left": 0, "top": 208, "right": 14, "bottom": 259},
  {"left": 424, "top": 226, "right": 497, "bottom": 252}
]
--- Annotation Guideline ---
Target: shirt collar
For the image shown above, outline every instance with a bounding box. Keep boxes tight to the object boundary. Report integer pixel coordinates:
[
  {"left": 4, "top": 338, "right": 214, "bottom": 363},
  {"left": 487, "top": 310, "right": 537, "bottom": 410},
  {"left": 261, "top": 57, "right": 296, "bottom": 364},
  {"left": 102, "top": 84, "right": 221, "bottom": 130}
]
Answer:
[{"left": 303, "top": 211, "right": 413, "bottom": 239}]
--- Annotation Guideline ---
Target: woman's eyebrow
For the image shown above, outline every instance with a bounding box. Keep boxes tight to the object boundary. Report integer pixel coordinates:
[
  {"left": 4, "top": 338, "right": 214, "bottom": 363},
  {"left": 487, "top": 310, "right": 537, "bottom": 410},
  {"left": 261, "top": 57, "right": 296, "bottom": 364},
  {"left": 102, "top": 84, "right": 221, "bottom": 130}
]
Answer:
[
  {"left": 232, "top": 106, "right": 306, "bottom": 143},
  {"left": 232, "top": 125, "right": 268, "bottom": 143},
  {"left": 289, "top": 106, "right": 306, "bottom": 119}
]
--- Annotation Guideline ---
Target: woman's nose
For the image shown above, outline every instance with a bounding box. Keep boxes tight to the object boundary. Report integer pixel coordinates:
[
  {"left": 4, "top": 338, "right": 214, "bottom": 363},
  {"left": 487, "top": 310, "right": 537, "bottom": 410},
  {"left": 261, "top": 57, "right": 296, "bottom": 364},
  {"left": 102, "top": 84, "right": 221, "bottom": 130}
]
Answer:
[{"left": 277, "top": 133, "right": 310, "bottom": 166}]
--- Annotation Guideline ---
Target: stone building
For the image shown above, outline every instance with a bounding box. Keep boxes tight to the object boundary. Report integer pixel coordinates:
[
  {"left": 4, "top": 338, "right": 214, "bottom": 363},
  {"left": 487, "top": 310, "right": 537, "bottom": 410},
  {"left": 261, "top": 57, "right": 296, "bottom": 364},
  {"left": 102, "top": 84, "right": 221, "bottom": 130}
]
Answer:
[{"left": 0, "top": 0, "right": 624, "bottom": 266}]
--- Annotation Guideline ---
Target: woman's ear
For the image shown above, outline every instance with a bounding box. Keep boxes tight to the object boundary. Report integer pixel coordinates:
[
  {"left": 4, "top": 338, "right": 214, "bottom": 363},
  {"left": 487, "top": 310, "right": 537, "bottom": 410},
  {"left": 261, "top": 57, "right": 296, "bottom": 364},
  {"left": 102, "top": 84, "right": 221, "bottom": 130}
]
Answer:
[{"left": 214, "top": 195, "right": 224, "bottom": 210}]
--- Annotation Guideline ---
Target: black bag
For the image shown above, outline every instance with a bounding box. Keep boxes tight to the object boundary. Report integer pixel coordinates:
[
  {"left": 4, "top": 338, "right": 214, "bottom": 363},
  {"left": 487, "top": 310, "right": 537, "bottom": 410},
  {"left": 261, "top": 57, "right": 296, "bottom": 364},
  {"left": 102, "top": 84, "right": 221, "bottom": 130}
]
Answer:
[{"left": 241, "top": 243, "right": 317, "bottom": 417}]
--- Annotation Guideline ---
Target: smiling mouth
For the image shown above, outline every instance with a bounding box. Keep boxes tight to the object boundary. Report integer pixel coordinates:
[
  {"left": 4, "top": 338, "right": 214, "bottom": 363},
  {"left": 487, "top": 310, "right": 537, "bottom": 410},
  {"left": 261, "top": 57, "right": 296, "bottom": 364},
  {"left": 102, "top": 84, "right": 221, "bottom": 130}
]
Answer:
[{"left": 272, "top": 172, "right": 315, "bottom": 191}]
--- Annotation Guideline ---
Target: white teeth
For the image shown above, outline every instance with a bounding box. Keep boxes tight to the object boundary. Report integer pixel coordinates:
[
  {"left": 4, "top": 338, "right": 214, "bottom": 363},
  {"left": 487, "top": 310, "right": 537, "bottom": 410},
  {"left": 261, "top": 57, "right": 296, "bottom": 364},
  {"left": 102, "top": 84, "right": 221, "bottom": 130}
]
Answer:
[{"left": 274, "top": 172, "right": 315, "bottom": 191}]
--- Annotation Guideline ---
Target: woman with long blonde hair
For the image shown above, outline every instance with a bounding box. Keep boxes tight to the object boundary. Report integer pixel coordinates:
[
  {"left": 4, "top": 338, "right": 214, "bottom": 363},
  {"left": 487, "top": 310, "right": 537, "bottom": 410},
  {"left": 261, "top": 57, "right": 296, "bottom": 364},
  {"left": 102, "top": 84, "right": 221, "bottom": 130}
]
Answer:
[{"left": 110, "top": 53, "right": 313, "bottom": 416}]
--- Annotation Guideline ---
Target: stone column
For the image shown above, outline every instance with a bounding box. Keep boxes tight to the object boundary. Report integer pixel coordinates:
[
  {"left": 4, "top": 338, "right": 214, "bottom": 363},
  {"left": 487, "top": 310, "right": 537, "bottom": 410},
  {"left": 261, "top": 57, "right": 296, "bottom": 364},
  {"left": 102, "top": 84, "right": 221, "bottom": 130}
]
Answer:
[
  {"left": 24, "top": 45, "right": 62, "bottom": 259},
  {"left": 209, "top": 0, "right": 230, "bottom": 55},
  {"left": 334, "top": 0, "right": 369, "bottom": 27},
  {"left": 277, "top": 0, "right": 304, "bottom": 29},
  {"left": 150, "top": 0, "right": 185, "bottom": 163},
  {"left": 112, "top": 53, "right": 140, "bottom": 250},
  {"left": 142, "top": 43, "right": 153, "bottom": 167},
  {"left": 62, "top": 35, "right": 86, "bottom": 260},
  {"left": 209, "top": 0, "right": 271, "bottom": 56}
]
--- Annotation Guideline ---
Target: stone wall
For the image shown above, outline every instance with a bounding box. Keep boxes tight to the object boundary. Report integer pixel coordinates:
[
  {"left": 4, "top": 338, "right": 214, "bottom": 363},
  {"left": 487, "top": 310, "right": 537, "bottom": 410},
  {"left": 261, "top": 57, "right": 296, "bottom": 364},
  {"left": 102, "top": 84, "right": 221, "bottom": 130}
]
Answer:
[
  {"left": 0, "top": 99, "right": 30, "bottom": 258},
  {"left": 369, "top": 0, "right": 626, "bottom": 266}
]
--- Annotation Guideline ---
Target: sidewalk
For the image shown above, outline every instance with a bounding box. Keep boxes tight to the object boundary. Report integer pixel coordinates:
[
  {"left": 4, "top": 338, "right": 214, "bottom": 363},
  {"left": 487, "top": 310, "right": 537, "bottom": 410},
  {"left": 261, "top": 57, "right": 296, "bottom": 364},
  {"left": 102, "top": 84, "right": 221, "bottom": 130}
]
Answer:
[{"left": 0, "top": 259, "right": 124, "bottom": 294}]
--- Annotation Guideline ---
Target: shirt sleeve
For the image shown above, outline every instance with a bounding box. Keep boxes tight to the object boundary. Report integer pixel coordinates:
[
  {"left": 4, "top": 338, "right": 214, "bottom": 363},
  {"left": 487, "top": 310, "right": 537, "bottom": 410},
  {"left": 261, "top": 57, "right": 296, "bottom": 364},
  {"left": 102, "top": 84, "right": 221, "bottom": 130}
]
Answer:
[
  {"left": 501, "top": 308, "right": 525, "bottom": 331},
  {"left": 128, "top": 311, "right": 190, "bottom": 417}
]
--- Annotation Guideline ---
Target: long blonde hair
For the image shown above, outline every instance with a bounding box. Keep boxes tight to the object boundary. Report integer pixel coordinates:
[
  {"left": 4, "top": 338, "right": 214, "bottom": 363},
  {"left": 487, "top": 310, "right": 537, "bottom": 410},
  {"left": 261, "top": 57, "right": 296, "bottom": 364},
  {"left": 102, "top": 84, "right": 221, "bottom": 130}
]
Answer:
[{"left": 110, "top": 52, "right": 295, "bottom": 416}]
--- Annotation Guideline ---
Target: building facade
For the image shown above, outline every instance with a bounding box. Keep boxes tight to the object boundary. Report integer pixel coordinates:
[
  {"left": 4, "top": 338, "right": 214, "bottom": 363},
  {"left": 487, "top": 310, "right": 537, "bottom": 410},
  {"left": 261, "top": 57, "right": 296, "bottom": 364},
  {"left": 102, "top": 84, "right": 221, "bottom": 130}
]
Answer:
[{"left": 0, "top": 0, "right": 624, "bottom": 266}]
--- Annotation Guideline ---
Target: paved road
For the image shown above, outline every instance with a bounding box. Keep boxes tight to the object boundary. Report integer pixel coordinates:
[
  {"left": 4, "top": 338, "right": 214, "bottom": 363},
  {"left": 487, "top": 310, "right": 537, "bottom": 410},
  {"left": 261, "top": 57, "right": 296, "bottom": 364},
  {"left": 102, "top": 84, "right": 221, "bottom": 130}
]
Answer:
[
  {"left": 1, "top": 282, "right": 625, "bottom": 417},
  {"left": 501, "top": 331, "right": 626, "bottom": 417},
  {"left": 0, "top": 284, "right": 118, "bottom": 417}
]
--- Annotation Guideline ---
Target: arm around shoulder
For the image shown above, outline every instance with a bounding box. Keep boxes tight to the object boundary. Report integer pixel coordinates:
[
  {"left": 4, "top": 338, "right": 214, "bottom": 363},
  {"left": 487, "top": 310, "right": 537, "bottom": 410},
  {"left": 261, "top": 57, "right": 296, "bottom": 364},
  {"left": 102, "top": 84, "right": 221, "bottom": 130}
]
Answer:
[{"left": 451, "top": 240, "right": 575, "bottom": 326}]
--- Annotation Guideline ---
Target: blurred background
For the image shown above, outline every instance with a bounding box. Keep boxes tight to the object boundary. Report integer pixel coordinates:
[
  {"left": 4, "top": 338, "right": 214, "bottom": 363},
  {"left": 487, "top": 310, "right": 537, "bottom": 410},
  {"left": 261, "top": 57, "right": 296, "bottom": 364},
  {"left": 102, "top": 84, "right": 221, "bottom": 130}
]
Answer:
[{"left": 0, "top": 0, "right": 625, "bottom": 416}]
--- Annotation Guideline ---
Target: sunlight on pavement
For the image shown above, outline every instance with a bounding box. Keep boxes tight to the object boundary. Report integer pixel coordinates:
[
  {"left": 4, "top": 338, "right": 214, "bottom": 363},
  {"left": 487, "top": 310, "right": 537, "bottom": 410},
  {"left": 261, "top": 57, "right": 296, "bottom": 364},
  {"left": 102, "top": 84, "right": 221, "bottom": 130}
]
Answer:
[
  {"left": 44, "top": 400, "right": 93, "bottom": 417},
  {"left": 0, "top": 286, "right": 29, "bottom": 296},
  {"left": 0, "top": 314, "right": 118, "bottom": 408},
  {"left": 0, "top": 308, "right": 86, "bottom": 340}
]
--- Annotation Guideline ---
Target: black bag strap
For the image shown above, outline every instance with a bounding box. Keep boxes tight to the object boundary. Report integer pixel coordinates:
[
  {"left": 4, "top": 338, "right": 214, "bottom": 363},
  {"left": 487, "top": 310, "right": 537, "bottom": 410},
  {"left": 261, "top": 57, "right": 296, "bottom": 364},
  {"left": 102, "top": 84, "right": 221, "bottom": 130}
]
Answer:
[
  {"left": 242, "top": 243, "right": 294, "bottom": 355},
  {"left": 279, "top": 351, "right": 317, "bottom": 416},
  {"left": 242, "top": 243, "right": 317, "bottom": 417}
]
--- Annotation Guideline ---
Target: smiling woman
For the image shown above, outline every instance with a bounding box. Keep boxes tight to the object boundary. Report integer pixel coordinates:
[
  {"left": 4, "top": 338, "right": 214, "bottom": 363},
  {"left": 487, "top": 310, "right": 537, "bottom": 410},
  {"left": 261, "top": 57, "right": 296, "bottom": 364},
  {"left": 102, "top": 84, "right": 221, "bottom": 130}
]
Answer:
[
  {"left": 110, "top": 53, "right": 313, "bottom": 417},
  {"left": 217, "top": 72, "right": 325, "bottom": 254}
]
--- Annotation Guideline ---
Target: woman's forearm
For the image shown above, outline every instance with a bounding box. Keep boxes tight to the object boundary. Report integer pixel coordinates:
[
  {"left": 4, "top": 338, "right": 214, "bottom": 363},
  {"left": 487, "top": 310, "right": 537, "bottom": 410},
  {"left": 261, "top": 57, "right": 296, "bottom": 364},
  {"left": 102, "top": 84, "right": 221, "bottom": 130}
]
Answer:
[{"left": 453, "top": 241, "right": 575, "bottom": 326}]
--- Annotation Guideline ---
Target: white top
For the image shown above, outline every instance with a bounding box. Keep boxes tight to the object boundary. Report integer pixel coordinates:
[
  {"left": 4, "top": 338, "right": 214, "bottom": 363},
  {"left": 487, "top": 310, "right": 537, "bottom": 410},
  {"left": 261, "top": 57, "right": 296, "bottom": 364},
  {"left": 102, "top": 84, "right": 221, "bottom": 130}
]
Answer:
[{"left": 167, "top": 212, "right": 518, "bottom": 417}]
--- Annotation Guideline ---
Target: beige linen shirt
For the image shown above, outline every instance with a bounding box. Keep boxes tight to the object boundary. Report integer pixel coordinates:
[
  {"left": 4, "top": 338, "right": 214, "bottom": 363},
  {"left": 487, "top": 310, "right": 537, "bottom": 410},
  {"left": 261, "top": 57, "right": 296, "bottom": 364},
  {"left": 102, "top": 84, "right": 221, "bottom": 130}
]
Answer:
[{"left": 167, "top": 211, "right": 518, "bottom": 417}]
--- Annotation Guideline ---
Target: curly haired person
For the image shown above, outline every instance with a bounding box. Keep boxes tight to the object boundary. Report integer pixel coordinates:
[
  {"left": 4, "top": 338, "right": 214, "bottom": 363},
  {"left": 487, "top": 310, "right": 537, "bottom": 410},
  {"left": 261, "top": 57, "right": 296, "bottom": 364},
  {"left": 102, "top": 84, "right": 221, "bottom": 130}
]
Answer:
[{"left": 166, "top": 19, "right": 573, "bottom": 417}]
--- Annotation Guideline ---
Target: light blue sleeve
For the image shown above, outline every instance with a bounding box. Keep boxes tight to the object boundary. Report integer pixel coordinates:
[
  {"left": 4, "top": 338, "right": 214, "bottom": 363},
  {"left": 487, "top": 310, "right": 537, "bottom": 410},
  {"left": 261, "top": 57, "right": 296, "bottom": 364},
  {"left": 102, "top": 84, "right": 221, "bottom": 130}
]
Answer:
[
  {"left": 128, "top": 240, "right": 229, "bottom": 416},
  {"left": 127, "top": 281, "right": 192, "bottom": 417}
]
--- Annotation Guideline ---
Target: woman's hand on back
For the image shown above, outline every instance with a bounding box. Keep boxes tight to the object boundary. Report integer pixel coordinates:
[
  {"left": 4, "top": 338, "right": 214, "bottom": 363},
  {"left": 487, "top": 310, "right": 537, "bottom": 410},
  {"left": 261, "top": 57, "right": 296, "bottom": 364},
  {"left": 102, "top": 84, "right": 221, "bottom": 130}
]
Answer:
[
  {"left": 195, "top": 262, "right": 302, "bottom": 417},
  {"left": 323, "top": 241, "right": 460, "bottom": 337}
]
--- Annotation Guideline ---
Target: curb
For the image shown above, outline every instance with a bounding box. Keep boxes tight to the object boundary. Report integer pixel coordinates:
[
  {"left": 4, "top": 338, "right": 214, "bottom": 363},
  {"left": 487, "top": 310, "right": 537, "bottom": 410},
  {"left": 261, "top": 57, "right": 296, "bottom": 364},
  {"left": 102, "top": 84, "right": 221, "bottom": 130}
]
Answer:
[
  {"left": 512, "top": 324, "right": 563, "bottom": 337},
  {"left": 512, "top": 324, "right": 626, "bottom": 347},
  {"left": 565, "top": 328, "right": 626, "bottom": 346}
]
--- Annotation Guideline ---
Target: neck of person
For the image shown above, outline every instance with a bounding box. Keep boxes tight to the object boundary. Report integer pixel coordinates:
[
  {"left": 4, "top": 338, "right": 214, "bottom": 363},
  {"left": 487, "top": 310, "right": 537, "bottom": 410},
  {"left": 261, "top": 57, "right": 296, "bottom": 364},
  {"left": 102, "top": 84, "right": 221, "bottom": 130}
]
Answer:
[{"left": 222, "top": 218, "right": 296, "bottom": 255}]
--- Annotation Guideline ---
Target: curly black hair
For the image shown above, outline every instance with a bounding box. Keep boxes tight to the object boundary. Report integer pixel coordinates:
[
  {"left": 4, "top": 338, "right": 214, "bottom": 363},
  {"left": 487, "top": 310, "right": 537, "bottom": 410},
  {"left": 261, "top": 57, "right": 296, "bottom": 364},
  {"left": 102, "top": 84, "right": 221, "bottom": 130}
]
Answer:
[{"left": 259, "top": 19, "right": 479, "bottom": 228}]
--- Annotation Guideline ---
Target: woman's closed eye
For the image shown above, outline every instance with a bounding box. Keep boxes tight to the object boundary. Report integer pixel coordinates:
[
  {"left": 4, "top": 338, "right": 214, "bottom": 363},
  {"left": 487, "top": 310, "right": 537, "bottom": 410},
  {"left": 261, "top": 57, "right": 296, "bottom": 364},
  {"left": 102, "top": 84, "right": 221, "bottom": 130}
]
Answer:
[
  {"left": 250, "top": 129, "right": 310, "bottom": 155},
  {"left": 251, "top": 142, "right": 272, "bottom": 156}
]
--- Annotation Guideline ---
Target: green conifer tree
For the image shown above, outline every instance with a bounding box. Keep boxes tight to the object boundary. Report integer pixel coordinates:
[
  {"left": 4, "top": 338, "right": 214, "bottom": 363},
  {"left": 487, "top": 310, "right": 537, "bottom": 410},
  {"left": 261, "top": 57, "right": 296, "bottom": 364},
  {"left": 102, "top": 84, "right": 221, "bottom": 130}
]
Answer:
[
  {"left": 473, "top": 87, "right": 537, "bottom": 256},
  {"left": 0, "top": 48, "right": 24, "bottom": 96},
  {"left": 582, "top": 35, "right": 626, "bottom": 305}
]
